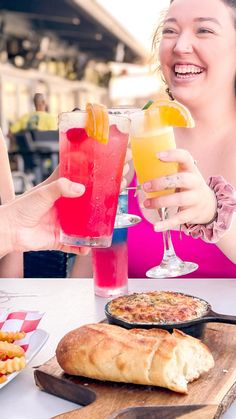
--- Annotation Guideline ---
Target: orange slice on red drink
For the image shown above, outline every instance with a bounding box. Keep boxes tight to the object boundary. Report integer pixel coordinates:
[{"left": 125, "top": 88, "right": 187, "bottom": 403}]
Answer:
[
  {"left": 145, "top": 99, "right": 195, "bottom": 128},
  {"left": 85, "top": 103, "right": 109, "bottom": 144}
]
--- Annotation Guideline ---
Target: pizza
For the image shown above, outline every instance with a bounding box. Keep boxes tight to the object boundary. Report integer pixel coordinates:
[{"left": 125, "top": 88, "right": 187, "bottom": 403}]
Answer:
[{"left": 107, "top": 291, "right": 208, "bottom": 324}]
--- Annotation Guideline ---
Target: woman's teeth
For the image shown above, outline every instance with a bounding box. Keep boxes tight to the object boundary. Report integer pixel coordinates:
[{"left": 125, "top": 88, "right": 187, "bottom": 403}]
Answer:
[{"left": 174, "top": 65, "right": 204, "bottom": 77}]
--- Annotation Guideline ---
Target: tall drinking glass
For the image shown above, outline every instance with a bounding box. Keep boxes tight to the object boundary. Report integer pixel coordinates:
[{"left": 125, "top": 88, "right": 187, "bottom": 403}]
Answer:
[
  {"left": 92, "top": 226, "right": 128, "bottom": 297},
  {"left": 92, "top": 191, "right": 129, "bottom": 297},
  {"left": 56, "top": 111, "right": 130, "bottom": 248},
  {"left": 109, "top": 107, "right": 142, "bottom": 229},
  {"left": 130, "top": 110, "right": 198, "bottom": 278}
]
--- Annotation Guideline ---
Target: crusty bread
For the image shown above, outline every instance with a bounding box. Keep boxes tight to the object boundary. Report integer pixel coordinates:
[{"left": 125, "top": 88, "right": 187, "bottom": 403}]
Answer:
[{"left": 56, "top": 323, "right": 214, "bottom": 394}]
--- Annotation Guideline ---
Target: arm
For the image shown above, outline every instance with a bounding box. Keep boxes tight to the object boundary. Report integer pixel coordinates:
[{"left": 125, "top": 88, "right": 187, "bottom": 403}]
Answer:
[
  {"left": 0, "top": 208, "right": 14, "bottom": 258},
  {"left": 0, "top": 128, "right": 23, "bottom": 277},
  {"left": 217, "top": 215, "right": 236, "bottom": 263},
  {"left": 142, "top": 149, "right": 236, "bottom": 263},
  {"left": 69, "top": 253, "right": 93, "bottom": 278},
  {"left": 0, "top": 178, "right": 89, "bottom": 260},
  {"left": 120, "top": 146, "right": 134, "bottom": 191}
]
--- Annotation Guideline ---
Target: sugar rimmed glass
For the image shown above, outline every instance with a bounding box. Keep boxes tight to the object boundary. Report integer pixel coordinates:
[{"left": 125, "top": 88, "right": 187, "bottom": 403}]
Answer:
[{"left": 56, "top": 110, "right": 130, "bottom": 247}]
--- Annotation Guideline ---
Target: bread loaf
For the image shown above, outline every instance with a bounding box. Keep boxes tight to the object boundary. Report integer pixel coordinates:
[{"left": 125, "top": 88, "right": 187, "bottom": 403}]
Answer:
[{"left": 56, "top": 323, "right": 214, "bottom": 394}]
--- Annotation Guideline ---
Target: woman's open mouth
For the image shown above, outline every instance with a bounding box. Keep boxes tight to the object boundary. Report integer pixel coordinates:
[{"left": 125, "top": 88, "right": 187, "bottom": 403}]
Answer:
[{"left": 173, "top": 64, "right": 205, "bottom": 79}]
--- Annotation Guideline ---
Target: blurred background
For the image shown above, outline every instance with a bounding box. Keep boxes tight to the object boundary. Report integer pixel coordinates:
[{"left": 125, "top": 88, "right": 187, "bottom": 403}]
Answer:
[{"left": 0, "top": 0, "right": 169, "bottom": 192}]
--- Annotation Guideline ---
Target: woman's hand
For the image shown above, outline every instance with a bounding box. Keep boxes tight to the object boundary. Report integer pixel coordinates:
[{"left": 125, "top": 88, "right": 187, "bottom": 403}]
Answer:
[
  {"left": 1, "top": 177, "right": 90, "bottom": 255},
  {"left": 120, "top": 147, "right": 134, "bottom": 191},
  {"left": 142, "top": 149, "right": 217, "bottom": 231}
]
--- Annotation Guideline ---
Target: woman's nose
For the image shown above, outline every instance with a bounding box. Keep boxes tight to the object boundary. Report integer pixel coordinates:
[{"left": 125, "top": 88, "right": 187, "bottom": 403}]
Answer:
[{"left": 173, "top": 34, "right": 193, "bottom": 54}]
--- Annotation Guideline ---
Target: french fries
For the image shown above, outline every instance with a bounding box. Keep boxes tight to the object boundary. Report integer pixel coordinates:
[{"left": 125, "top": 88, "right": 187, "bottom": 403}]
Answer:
[
  {"left": 0, "top": 331, "right": 26, "bottom": 384},
  {"left": 0, "top": 331, "right": 25, "bottom": 343}
]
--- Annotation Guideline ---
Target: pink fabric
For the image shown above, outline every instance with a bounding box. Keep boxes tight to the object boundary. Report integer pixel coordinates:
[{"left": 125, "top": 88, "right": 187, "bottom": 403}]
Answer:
[
  {"left": 182, "top": 176, "right": 236, "bottom": 243},
  {"left": 128, "top": 180, "right": 236, "bottom": 278}
]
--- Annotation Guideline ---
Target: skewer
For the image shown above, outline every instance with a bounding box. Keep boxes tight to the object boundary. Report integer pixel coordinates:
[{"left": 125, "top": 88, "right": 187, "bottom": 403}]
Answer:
[{"left": 125, "top": 185, "right": 142, "bottom": 191}]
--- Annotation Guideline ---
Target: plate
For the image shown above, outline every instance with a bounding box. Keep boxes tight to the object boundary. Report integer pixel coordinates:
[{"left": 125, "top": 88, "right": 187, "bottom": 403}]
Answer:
[{"left": 0, "top": 328, "right": 49, "bottom": 389}]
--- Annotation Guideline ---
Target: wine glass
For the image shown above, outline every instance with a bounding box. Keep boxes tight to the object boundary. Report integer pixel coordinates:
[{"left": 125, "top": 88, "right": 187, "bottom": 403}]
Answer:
[
  {"left": 114, "top": 189, "right": 142, "bottom": 228},
  {"left": 109, "top": 107, "right": 142, "bottom": 229},
  {"left": 130, "top": 110, "right": 198, "bottom": 278}
]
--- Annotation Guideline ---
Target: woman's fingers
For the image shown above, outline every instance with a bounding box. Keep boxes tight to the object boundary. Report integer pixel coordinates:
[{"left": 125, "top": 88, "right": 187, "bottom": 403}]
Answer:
[
  {"left": 120, "top": 179, "right": 127, "bottom": 191},
  {"left": 142, "top": 148, "right": 201, "bottom": 196},
  {"left": 120, "top": 163, "right": 129, "bottom": 190},
  {"left": 120, "top": 149, "right": 133, "bottom": 192},
  {"left": 31, "top": 178, "right": 85, "bottom": 205},
  {"left": 154, "top": 208, "right": 194, "bottom": 231},
  {"left": 122, "top": 162, "right": 130, "bottom": 177},
  {"left": 144, "top": 190, "right": 197, "bottom": 210},
  {"left": 14, "top": 178, "right": 86, "bottom": 224},
  {"left": 137, "top": 149, "right": 218, "bottom": 229},
  {"left": 158, "top": 149, "right": 198, "bottom": 172},
  {"left": 125, "top": 147, "right": 132, "bottom": 164},
  {"left": 143, "top": 172, "right": 198, "bottom": 193},
  {"left": 58, "top": 244, "right": 90, "bottom": 256}
]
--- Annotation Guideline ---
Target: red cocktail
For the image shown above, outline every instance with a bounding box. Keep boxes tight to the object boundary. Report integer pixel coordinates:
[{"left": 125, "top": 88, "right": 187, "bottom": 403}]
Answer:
[
  {"left": 57, "top": 110, "right": 130, "bottom": 247},
  {"left": 92, "top": 227, "right": 128, "bottom": 297}
]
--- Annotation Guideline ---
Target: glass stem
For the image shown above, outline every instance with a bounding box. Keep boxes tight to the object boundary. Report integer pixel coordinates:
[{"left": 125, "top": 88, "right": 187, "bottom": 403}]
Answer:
[{"left": 159, "top": 208, "right": 178, "bottom": 261}]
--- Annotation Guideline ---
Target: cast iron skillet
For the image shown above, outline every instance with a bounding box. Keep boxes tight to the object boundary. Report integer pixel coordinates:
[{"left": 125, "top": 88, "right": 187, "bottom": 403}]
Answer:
[{"left": 104, "top": 292, "right": 236, "bottom": 338}]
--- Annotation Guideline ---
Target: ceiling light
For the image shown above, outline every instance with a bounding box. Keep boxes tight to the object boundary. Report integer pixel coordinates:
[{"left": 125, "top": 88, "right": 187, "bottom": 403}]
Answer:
[
  {"left": 14, "top": 55, "right": 24, "bottom": 67},
  {"left": 95, "top": 33, "right": 103, "bottom": 41},
  {"left": 72, "top": 17, "right": 80, "bottom": 25}
]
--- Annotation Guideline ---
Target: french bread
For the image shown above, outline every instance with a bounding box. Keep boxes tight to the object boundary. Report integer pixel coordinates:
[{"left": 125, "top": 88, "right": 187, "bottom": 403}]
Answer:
[{"left": 56, "top": 323, "right": 214, "bottom": 394}]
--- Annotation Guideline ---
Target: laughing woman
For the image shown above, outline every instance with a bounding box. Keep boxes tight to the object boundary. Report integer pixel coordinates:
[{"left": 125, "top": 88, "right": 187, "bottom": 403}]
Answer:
[{"left": 128, "top": 0, "right": 236, "bottom": 278}]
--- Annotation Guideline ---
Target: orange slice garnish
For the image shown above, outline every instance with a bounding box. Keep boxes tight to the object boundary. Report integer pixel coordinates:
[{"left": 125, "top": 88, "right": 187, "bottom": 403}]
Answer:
[
  {"left": 85, "top": 103, "right": 109, "bottom": 144},
  {"left": 145, "top": 99, "right": 195, "bottom": 128}
]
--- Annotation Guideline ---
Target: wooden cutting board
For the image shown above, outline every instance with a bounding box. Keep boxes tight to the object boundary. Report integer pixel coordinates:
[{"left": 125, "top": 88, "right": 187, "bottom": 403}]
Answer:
[{"left": 34, "top": 323, "right": 236, "bottom": 419}]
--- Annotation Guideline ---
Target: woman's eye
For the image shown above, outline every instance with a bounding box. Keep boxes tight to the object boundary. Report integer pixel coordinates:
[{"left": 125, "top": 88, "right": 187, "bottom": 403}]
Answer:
[
  {"left": 197, "top": 27, "right": 214, "bottom": 34},
  {"left": 162, "top": 28, "right": 177, "bottom": 35}
]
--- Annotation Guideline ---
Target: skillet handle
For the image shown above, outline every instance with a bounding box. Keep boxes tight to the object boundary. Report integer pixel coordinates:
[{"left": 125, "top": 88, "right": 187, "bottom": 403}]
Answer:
[{"left": 203, "top": 310, "right": 236, "bottom": 325}]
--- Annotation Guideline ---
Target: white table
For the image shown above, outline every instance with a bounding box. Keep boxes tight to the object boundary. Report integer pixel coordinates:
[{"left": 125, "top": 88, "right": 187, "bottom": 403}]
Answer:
[{"left": 0, "top": 278, "right": 236, "bottom": 419}]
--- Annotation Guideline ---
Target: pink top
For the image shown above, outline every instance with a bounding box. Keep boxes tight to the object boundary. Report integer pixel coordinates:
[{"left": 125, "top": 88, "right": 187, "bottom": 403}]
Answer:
[{"left": 128, "top": 186, "right": 236, "bottom": 279}]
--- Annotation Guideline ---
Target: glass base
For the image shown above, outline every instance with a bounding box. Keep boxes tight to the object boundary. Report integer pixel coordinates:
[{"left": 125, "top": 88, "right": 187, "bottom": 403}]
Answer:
[
  {"left": 60, "top": 231, "right": 112, "bottom": 248},
  {"left": 94, "top": 284, "right": 128, "bottom": 298},
  {"left": 146, "top": 260, "right": 198, "bottom": 279},
  {"left": 114, "top": 213, "right": 142, "bottom": 229}
]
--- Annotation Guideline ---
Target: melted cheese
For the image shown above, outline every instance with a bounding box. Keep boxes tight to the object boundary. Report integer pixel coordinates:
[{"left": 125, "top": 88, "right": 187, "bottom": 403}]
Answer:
[{"left": 107, "top": 291, "right": 208, "bottom": 324}]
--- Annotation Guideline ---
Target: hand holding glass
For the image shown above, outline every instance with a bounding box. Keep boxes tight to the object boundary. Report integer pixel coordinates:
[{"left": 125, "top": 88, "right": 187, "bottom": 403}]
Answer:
[
  {"left": 130, "top": 110, "right": 198, "bottom": 278},
  {"left": 56, "top": 110, "right": 130, "bottom": 247},
  {"left": 108, "top": 107, "right": 142, "bottom": 229}
]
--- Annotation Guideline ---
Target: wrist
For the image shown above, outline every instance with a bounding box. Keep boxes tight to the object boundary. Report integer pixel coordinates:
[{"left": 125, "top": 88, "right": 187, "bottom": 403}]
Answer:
[
  {"left": 0, "top": 205, "right": 14, "bottom": 256},
  {"left": 182, "top": 175, "right": 236, "bottom": 243},
  {"left": 203, "top": 186, "right": 218, "bottom": 225}
]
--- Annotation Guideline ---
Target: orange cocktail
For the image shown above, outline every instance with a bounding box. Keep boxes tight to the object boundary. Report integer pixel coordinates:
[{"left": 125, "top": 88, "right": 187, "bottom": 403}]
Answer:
[
  {"left": 130, "top": 100, "right": 194, "bottom": 197},
  {"left": 57, "top": 108, "right": 130, "bottom": 247},
  {"left": 131, "top": 123, "right": 178, "bottom": 198},
  {"left": 130, "top": 100, "right": 198, "bottom": 279}
]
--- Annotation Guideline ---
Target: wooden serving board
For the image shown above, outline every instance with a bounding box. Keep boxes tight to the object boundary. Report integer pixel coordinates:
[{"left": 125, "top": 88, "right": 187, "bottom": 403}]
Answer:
[{"left": 34, "top": 324, "right": 236, "bottom": 419}]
